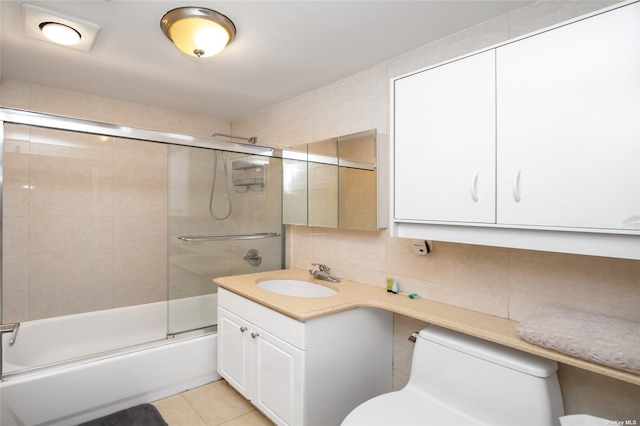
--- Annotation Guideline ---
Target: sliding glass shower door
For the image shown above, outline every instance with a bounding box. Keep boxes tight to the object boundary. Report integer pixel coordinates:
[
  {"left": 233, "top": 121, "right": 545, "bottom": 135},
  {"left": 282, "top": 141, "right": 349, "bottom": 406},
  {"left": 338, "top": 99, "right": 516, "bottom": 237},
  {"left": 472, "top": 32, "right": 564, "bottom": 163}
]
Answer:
[
  {"left": 1, "top": 108, "right": 284, "bottom": 376},
  {"left": 167, "top": 145, "right": 283, "bottom": 335}
]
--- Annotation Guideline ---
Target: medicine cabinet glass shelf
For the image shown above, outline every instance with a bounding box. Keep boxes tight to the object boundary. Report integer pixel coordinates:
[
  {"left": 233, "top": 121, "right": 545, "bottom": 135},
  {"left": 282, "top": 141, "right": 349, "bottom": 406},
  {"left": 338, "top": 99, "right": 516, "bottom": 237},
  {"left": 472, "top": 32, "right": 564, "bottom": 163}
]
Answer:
[{"left": 282, "top": 129, "right": 387, "bottom": 231}]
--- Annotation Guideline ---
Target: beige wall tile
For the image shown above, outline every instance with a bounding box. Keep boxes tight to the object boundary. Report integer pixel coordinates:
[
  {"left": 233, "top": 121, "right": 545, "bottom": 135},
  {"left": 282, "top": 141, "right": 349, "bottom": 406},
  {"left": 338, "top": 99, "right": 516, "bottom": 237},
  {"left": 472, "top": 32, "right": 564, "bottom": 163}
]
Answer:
[
  {"left": 113, "top": 246, "right": 167, "bottom": 306},
  {"left": 113, "top": 101, "right": 181, "bottom": 133},
  {"left": 267, "top": 112, "right": 314, "bottom": 148},
  {"left": 1, "top": 80, "right": 236, "bottom": 321},
  {"left": 29, "top": 162, "right": 114, "bottom": 217},
  {"left": 178, "top": 114, "right": 231, "bottom": 140},
  {"left": 29, "top": 282, "right": 113, "bottom": 320},
  {"left": 114, "top": 165, "right": 168, "bottom": 217},
  {"left": 30, "top": 216, "right": 114, "bottom": 254},
  {"left": 388, "top": 14, "right": 510, "bottom": 80},
  {"left": 2, "top": 124, "right": 30, "bottom": 217},
  {"left": 30, "top": 84, "right": 115, "bottom": 123},
  {"left": 314, "top": 90, "right": 387, "bottom": 140},
  {"left": 266, "top": 92, "right": 314, "bottom": 125},
  {"left": 114, "top": 216, "right": 167, "bottom": 250},
  {"left": 314, "top": 64, "right": 388, "bottom": 112},
  {"left": 0, "top": 79, "right": 31, "bottom": 110},
  {"left": 2, "top": 254, "right": 29, "bottom": 293},
  {"left": 311, "top": 227, "right": 387, "bottom": 285},
  {"left": 3, "top": 216, "right": 29, "bottom": 255},
  {"left": 287, "top": 225, "right": 314, "bottom": 269},
  {"left": 558, "top": 364, "right": 640, "bottom": 419},
  {"left": 2, "top": 290, "right": 30, "bottom": 322},
  {"left": 508, "top": 250, "right": 640, "bottom": 322},
  {"left": 230, "top": 110, "right": 267, "bottom": 144},
  {"left": 393, "top": 314, "right": 428, "bottom": 390},
  {"left": 508, "top": 1, "right": 622, "bottom": 39},
  {"left": 30, "top": 249, "right": 113, "bottom": 290}
]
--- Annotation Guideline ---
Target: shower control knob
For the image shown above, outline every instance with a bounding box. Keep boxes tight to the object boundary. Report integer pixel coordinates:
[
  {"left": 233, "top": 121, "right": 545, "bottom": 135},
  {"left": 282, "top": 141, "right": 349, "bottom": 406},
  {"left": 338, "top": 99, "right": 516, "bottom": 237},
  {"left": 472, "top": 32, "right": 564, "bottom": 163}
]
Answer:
[
  {"left": 239, "top": 326, "right": 248, "bottom": 333},
  {"left": 251, "top": 332, "right": 260, "bottom": 339}
]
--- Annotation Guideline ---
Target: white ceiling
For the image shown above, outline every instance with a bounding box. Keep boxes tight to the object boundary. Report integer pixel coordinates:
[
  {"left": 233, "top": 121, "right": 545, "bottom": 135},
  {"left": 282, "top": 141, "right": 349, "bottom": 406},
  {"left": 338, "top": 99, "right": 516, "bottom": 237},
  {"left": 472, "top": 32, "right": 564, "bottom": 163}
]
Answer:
[{"left": 1, "top": 1, "right": 532, "bottom": 121}]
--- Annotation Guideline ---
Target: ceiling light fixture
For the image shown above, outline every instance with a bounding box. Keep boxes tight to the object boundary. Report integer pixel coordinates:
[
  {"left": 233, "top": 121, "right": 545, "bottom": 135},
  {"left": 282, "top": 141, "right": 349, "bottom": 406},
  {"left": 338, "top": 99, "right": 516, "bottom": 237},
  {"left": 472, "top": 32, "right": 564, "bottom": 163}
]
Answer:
[
  {"left": 160, "top": 7, "right": 236, "bottom": 58},
  {"left": 39, "top": 22, "right": 82, "bottom": 45},
  {"left": 22, "top": 4, "right": 100, "bottom": 52}
]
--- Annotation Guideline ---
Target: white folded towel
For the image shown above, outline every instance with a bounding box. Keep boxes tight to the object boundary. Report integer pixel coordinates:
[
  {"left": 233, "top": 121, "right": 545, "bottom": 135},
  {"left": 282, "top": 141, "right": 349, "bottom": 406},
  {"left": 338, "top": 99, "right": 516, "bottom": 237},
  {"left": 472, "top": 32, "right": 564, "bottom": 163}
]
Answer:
[{"left": 517, "top": 305, "right": 640, "bottom": 374}]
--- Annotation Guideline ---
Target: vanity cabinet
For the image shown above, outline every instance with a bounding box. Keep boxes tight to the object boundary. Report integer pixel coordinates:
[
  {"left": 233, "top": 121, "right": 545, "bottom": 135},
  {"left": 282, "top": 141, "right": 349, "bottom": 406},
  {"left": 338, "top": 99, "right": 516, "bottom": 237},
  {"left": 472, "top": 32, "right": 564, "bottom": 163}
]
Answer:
[
  {"left": 217, "top": 287, "right": 393, "bottom": 426},
  {"left": 218, "top": 307, "right": 304, "bottom": 424},
  {"left": 391, "top": 1, "right": 640, "bottom": 259}
]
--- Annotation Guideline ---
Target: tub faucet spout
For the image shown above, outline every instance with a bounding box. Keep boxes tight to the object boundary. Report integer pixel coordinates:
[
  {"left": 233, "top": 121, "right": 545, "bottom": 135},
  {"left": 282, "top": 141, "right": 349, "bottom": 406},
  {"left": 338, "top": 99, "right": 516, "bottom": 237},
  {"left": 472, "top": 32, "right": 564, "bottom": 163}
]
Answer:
[{"left": 309, "top": 263, "right": 341, "bottom": 283}]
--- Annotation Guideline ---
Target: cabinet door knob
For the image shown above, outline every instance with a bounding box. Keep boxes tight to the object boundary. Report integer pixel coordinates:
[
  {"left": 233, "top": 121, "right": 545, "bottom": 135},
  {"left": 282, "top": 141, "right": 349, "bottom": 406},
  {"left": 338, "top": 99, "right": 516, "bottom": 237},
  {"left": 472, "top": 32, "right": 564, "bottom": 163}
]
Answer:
[
  {"left": 239, "top": 326, "right": 248, "bottom": 333},
  {"left": 512, "top": 169, "right": 522, "bottom": 202},
  {"left": 470, "top": 172, "right": 479, "bottom": 202},
  {"left": 251, "top": 332, "right": 260, "bottom": 339}
]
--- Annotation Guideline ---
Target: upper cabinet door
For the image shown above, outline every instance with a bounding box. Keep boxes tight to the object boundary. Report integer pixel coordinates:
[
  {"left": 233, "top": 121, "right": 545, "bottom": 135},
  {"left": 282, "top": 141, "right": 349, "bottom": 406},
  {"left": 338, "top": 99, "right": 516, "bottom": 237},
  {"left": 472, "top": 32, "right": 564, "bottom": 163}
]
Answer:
[
  {"left": 394, "top": 49, "right": 496, "bottom": 224},
  {"left": 496, "top": 3, "right": 640, "bottom": 231}
]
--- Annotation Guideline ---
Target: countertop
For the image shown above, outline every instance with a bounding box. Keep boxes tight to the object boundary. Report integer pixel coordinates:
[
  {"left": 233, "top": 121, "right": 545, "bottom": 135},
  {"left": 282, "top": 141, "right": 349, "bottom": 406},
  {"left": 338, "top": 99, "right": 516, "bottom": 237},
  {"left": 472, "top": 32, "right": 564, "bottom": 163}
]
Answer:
[{"left": 214, "top": 268, "right": 640, "bottom": 386}]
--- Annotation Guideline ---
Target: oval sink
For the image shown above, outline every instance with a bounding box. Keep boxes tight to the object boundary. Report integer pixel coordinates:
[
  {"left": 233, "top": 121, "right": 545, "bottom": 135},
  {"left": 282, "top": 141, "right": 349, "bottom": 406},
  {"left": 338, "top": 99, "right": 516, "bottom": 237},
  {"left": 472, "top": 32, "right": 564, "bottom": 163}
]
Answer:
[{"left": 257, "top": 279, "right": 337, "bottom": 298}]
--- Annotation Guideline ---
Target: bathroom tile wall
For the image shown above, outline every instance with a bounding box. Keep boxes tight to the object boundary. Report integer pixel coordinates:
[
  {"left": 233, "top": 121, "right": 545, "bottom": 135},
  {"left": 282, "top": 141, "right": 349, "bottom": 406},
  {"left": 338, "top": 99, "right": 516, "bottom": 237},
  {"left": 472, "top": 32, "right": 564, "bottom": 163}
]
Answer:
[
  {"left": 1, "top": 80, "right": 232, "bottom": 321},
  {"left": 232, "top": 0, "right": 640, "bottom": 419}
]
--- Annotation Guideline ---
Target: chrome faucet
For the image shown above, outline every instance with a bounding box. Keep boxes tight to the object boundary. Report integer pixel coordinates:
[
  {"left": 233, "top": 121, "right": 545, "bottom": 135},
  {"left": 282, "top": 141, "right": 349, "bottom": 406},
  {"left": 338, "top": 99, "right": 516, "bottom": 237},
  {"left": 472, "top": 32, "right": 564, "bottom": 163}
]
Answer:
[{"left": 309, "top": 263, "right": 341, "bottom": 283}]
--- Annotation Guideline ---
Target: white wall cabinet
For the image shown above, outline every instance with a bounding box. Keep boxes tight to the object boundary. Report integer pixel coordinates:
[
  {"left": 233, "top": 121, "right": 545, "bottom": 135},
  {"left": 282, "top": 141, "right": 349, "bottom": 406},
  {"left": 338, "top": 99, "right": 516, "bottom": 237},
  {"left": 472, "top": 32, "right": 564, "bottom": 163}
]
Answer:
[
  {"left": 391, "top": 1, "right": 640, "bottom": 260},
  {"left": 217, "top": 288, "right": 393, "bottom": 426},
  {"left": 495, "top": 3, "right": 640, "bottom": 231},
  {"left": 394, "top": 49, "right": 496, "bottom": 224}
]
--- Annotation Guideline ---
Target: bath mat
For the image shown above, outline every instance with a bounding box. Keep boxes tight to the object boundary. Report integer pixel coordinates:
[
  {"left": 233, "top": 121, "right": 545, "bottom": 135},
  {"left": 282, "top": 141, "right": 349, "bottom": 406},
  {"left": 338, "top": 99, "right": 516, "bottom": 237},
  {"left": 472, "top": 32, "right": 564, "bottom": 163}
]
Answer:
[{"left": 78, "top": 403, "right": 167, "bottom": 426}]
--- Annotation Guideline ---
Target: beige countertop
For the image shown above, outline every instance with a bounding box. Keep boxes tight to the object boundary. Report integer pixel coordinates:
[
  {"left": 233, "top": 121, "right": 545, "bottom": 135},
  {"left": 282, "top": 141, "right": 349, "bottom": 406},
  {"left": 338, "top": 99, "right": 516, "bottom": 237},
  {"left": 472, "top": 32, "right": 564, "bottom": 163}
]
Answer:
[{"left": 214, "top": 268, "right": 640, "bottom": 386}]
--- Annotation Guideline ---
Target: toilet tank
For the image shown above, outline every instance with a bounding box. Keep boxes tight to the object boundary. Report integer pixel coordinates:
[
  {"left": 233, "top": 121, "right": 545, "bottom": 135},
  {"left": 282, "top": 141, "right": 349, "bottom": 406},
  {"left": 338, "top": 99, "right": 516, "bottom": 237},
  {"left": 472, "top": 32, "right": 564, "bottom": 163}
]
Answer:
[{"left": 409, "top": 325, "right": 564, "bottom": 426}]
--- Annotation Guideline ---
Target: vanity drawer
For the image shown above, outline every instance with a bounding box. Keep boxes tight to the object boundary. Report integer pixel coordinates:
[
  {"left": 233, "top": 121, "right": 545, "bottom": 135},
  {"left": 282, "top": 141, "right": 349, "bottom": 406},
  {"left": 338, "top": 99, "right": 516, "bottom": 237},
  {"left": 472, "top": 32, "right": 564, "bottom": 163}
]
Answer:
[{"left": 218, "top": 287, "right": 306, "bottom": 349}]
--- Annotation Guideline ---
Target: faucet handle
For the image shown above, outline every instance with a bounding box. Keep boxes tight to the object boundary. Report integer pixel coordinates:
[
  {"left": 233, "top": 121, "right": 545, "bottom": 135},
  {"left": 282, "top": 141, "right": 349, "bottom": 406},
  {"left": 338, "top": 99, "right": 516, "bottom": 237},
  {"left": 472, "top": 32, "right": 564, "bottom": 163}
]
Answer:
[{"left": 311, "top": 263, "right": 329, "bottom": 272}]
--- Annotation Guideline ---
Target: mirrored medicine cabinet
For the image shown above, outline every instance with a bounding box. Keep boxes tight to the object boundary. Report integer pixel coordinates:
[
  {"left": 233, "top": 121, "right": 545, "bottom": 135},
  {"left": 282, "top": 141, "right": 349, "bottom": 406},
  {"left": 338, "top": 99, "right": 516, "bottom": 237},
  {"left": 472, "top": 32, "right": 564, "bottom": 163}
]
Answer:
[{"left": 282, "top": 129, "right": 388, "bottom": 231}]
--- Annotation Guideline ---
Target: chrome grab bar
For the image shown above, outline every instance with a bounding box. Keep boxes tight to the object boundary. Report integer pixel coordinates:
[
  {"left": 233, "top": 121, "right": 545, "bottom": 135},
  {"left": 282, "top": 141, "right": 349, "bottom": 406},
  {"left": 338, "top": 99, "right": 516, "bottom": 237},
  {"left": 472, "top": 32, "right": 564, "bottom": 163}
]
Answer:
[
  {"left": 0, "top": 322, "right": 20, "bottom": 346},
  {"left": 177, "top": 232, "right": 281, "bottom": 242}
]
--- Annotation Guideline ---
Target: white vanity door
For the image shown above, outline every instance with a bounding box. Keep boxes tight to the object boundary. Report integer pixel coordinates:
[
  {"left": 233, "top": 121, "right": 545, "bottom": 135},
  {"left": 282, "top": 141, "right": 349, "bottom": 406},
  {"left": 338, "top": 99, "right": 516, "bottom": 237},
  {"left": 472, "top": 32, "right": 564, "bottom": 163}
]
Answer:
[
  {"left": 394, "top": 49, "right": 496, "bottom": 224},
  {"left": 496, "top": 2, "right": 640, "bottom": 231},
  {"left": 252, "top": 328, "right": 305, "bottom": 426},
  {"left": 218, "top": 308, "right": 252, "bottom": 398}
]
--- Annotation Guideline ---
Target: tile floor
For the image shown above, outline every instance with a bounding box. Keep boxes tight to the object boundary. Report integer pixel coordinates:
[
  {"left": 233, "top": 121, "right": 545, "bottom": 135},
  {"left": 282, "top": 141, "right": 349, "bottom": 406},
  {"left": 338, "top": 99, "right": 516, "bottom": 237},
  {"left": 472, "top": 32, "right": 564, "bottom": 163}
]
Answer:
[{"left": 152, "top": 380, "right": 273, "bottom": 426}]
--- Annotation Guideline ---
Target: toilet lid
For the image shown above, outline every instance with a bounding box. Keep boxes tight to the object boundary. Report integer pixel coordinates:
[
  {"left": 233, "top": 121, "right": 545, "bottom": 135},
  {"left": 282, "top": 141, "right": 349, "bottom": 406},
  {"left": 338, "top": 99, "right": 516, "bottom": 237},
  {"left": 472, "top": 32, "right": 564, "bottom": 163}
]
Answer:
[{"left": 342, "top": 389, "right": 483, "bottom": 426}]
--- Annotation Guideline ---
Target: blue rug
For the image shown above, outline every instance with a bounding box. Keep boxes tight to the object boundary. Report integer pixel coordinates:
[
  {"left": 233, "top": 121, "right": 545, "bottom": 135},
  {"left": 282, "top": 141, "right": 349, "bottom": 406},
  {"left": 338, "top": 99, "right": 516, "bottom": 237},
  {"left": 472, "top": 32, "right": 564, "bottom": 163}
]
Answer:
[{"left": 78, "top": 404, "right": 167, "bottom": 426}]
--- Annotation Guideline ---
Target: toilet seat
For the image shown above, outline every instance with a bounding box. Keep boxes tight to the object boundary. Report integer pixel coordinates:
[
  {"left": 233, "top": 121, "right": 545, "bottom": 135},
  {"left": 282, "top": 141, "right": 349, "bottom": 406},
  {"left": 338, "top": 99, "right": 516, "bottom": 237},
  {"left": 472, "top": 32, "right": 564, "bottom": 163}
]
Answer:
[{"left": 341, "top": 385, "right": 482, "bottom": 426}]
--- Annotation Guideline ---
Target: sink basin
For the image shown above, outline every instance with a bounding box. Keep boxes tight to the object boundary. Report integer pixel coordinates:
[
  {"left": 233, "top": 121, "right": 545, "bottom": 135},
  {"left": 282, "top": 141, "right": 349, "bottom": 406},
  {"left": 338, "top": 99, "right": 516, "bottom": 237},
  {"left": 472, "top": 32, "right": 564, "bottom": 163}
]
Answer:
[{"left": 257, "top": 279, "right": 337, "bottom": 298}]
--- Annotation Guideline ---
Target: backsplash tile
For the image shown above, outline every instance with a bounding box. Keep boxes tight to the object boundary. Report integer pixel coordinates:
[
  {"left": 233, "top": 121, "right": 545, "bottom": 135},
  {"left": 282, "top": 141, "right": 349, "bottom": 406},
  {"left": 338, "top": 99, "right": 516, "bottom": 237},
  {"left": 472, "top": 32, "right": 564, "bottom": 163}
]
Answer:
[{"left": 508, "top": 250, "right": 640, "bottom": 322}]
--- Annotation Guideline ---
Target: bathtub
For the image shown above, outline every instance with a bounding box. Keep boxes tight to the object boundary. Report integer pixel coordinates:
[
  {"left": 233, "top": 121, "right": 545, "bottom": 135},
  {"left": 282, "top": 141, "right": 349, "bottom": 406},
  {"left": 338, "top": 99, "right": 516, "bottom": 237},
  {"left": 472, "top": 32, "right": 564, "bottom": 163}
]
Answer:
[{"left": 0, "top": 294, "right": 221, "bottom": 426}]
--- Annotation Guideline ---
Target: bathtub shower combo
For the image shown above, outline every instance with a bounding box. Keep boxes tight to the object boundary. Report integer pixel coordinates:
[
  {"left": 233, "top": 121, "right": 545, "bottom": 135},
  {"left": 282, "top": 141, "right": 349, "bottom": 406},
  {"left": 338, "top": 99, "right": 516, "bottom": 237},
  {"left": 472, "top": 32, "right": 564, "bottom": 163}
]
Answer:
[{"left": 0, "top": 109, "right": 284, "bottom": 425}]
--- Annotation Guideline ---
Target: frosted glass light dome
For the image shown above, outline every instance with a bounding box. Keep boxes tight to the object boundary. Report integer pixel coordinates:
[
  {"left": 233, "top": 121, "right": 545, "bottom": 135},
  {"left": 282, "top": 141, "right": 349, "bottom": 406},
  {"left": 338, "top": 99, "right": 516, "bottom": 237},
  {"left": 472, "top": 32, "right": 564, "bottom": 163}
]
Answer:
[{"left": 161, "top": 7, "right": 236, "bottom": 58}]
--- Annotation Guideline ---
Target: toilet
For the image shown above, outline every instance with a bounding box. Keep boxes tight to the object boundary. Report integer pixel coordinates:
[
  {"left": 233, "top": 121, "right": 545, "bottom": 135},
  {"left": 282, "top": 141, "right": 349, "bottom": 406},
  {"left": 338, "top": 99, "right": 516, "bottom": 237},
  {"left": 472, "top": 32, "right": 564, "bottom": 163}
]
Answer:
[{"left": 342, "top": 325, "right": 564, "bottom": 426}]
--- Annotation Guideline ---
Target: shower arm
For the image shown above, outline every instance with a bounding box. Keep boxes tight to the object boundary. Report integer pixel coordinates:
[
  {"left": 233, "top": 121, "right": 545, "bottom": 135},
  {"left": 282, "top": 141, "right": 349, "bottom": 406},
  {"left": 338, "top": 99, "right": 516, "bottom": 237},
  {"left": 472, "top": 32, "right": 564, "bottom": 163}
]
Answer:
[{"left": 211, "top": 133, "right": 258, "bottom": 145}]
